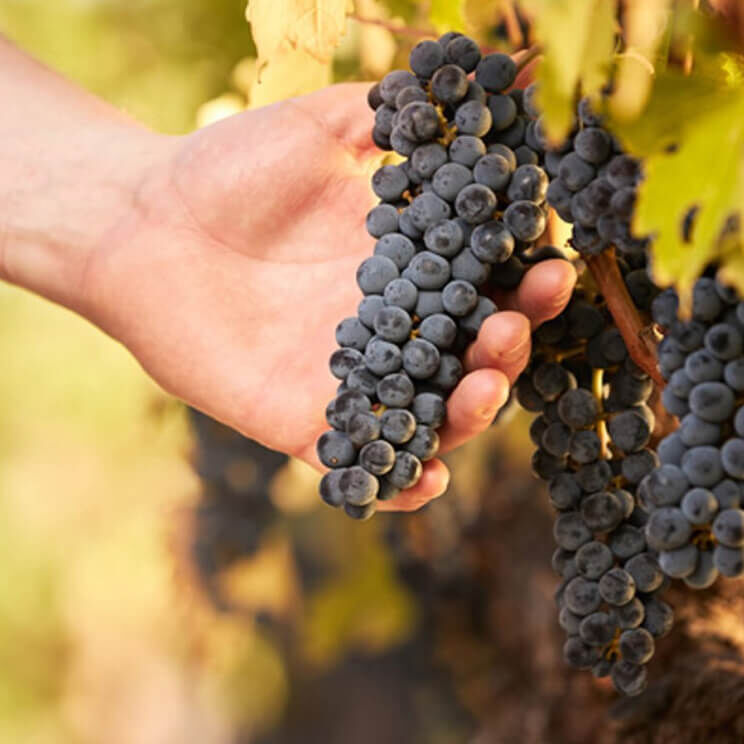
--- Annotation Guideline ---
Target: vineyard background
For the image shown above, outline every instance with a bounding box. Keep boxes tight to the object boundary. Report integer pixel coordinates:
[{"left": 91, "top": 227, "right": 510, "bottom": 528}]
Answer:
[{"left": 1, "top": 1, "right": 744, "bottom": 743}]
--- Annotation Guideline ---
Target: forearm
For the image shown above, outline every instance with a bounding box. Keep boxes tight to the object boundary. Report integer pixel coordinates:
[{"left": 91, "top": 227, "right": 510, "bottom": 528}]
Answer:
[{"left": 0, "top": 36, "right": 170, "bottom": 313}]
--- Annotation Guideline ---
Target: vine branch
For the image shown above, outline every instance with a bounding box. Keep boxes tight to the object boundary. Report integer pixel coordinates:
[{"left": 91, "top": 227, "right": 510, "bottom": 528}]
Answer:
[
  {"left": 514, "top": 44, "right": 542, "bottom": 73},
  {"left": 348, "top": 14, "right": 435, "bottom": 40},
  {"left": 585, "top": 248, "right": 666, "bottom": 388}
]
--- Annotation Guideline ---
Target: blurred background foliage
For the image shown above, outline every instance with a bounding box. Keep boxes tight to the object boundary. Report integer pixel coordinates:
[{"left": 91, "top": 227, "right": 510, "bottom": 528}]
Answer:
[{"left": 1, "top": 1, "right": 743, "bottom": 742}]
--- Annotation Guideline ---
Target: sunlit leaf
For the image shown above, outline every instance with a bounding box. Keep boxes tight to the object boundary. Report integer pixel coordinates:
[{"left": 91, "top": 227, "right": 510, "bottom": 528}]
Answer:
[
  {"left": 462, "top": 0, "right": 506, "bottom": 38},
  {"left": 355, "top": 0, "right": 397, "bottom": 78},
  {"left": 246, "top": 0, "right": 352, "bottom": 66},
  {"left": 428, "top": 0, "right": 465, "bottom": 33},
  {"left": 636, "top": 92, "right": 744, "bottom": 301},
  {"left": 196, "top": 93, "right": 246, "bottom": 128},
  {"left": 609, "top": 0, "right": 671, "bottom": 121},
  {"left": 249, "top": 45, "right": 332, "bottom": 107},
  {"left": 528, "top": 0, "right": 616, "bottom": 143},
  {"left": 610, "top": 68, "right": 728, "bottom": 155}
]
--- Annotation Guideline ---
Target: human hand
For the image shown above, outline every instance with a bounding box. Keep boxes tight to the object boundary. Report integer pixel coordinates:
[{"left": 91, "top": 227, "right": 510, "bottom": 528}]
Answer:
[{"left": 0, "top": 67, "right": 573, "bottom": 511}]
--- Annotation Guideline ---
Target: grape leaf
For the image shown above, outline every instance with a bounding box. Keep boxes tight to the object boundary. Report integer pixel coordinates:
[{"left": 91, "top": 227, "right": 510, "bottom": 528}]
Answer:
[
  {"left": 635, "top": 91, "right": 744, "bottom": 300},
  {"left": 609, "top": 69, "right": 727, "bottom": 156},
  {"left": 249, "top": 46, "right": 332, "bottom": 107},
  {"left": 527, "top": 0, "right": 616, "bottom": 143},
  {"left": 462, "top": 0, "right": 507, "bottom": 38},
  {"left": 428, "top": 0, "right": 465, "bottom": 33},
  {"left": 246, "top": 0, "right": 352, "bottom": 66}
]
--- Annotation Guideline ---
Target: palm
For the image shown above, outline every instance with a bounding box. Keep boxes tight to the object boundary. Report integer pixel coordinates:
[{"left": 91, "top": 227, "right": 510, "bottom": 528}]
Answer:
[{"left": 92, "top": 84, "right": 380, "bottom": 460}]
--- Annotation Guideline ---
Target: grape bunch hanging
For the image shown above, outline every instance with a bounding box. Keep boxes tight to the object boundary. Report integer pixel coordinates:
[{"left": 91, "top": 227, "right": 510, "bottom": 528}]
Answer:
[{"left": 315, "top": 32, "right": 744, "bottom": 696}]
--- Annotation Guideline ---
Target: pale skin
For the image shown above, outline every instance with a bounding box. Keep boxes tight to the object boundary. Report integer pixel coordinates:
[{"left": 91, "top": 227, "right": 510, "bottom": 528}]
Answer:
[{"left": 0, "top": 38, "right": 576, "bottom": 511}]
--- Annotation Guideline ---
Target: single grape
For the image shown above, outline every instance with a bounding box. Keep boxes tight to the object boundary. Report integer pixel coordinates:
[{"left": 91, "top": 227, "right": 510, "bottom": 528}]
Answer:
[
  {"left": 405, "top": 425, "right": 440, "bottom": 460},
  {"left": 432, "top": 162, "right": 474, "bottom": 202},
  {"left": 411, "top": 392, "right": 447, "bottom": 428},
  {"left": 624, "top": 552, "right": 663, "bottom": 592},
  {"left": 376, "top": 373, "right": 415, "bottom": 408},
  {"left": 404, "top": 251, "right": 452, "bottom": 290},
  {"left": 359, "top": 440, "right": 396, "bottom": 475},
  {"left": 424, "top": 219, "right": 465, "bottom": 258},
  {"left": 722, "top": 437, "right": 744, "bottom": 478},
  {"left": 645, "top": 506, "right": 692, "bottom": 551},
  {"left": 364, "top": 338, "right": 403, "bottom": 376},
  {"left": 346, "top": 411, "right": 382, "bottom": 447},
  {"left": 475, "top": 52, "right": 516, "bottom": 92},
  {"left": 683, "top": 549, "right": 718, "bottom": 589},
  {"left": 618, "top": 628, "right": 654, "bottom": 665},
  {"left": 380, "top": 408, "right": 417, "bottom": 444},
  {"left": 409, "top": 39, "right": 444, "bottom": 78},
  {"left": 564, "top": 576, "right": 602, "bottom": 616},
  {"left": 374, "top": 233, "right": 416, "bottom": 270},
  {"left": 386, "top": 451, "right": 423, "bottom": 489},
  {"left": 713, "top": 544, "right": 744, "bottom": 577},
  {"left": 503, "top": 200, "right": 547, "bottom": 241},
  {"left": 402, "top": 338, "right": 441, "bottom": 379},
  {"left": 455, "top": 100, "right": 492, "bottom": 137},
  {"left": 598, "top": 567, "right": 636, "bottom": 606},
  {"left": 419, "top": 313, "right": 458, "bottom": 349},
  {"left": 681, "top": 445, "right": 724, "bottom": 487},
  {"left": 317, "top": 430, "right": 357, "bottom": 468},
  {"left": 659, "top": 543, "right": 698, "bottom": 578},
  {"left": 712, "top": 508, "right": 744, "bottom": 547},
  {"left": 554, "top": 511, "right": 592, "bottom": 551},
  {"left": 455, "top": 183, "right": 498, "bottom": 224},
  {"left": 449, "top": 135, "right": 487, "bottom": 167},
  {"left": 374, "top": 305, "right": 413, "bottom": 343},
  {"left": 575, "top": 541, "right": 614, "bottom": 579},
  {"left": 431, "top": 64, "right": 469, "bottom": 105}
]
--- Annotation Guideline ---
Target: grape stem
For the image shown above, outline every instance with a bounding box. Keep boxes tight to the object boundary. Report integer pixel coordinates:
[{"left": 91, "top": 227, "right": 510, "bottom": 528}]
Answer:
[
  {"left": 514, "top": 44, "right": 542, "bottom": 73},
  {"left": 585, "top": 248, "right": 666, "bottom": 388},
  {"left": 592, "top": 368, "right": 610, "bottom": 459},
  {"left": 348, "top": 13, "right": 436, "bottom": 39}
]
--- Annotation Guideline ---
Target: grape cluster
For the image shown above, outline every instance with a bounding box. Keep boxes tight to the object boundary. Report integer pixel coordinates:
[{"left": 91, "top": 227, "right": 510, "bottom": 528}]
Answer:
[
  {"left": 189, "top": 410, "right": 288, "bottom": 604},
  {"left": 518, "top": 272, "right": 673, "bottom": 695},
  {"left": 522, "top": 90, "right": 650, "bottom": 259},
  {"left": 316, "top": 29, "right": 744, "bottom": 697},
  {"left": 318, "top": 33, "right": 554, "bottom": 519},
  {"left": 642, "top": 275, "right": 744, "bottom": 587}
]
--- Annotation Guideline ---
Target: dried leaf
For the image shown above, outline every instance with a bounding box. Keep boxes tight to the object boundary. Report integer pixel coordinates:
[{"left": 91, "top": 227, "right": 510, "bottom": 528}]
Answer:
[{"left": 246, "top": 0, "right": 352, "bottom": 65}]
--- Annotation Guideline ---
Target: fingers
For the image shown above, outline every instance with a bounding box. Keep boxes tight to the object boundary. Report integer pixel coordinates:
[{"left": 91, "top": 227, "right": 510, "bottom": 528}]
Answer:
[
  {"left": 497, "top": 258, "right": 577, "bottom": 328},
  {"left": 464, "top": 311, "right": 531, "bottom": 383},
  {"left": 377, "top": 458, "right": 450, "bottom": 512},
  {"left": 436, "top": 367, "right": 511, "bottom": 453}
]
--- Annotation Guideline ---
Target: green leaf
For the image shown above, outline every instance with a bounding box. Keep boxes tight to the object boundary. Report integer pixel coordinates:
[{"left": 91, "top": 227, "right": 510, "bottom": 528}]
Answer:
[
  {"left": 529, "top": 0, "right": 616, "bottom": 143},
  {"left": 428, "top": 0, "right": 465, "bottom": 33},
  {"left": 635, "top": 91, "right": 744, "bottom": 300},
  {"left": 609, "top": 68, "right": 728, "bottom": 156}
]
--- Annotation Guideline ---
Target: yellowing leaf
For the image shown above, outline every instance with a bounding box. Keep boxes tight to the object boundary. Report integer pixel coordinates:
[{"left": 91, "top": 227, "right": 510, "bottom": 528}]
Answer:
[
  {"left": 609, "top": 0, "right": 672, "bottom": 121},
  {"left": 529, "top": 0, "right": 616, "bottom": 143},
  {"left": 429, "top": 0, "right": 465, "bottom": 33},
  {"left": 635, "top": 92, "right": 744, "bottom": 299},
  {"left": 463, "top": 0, "right": 509, "bottom": 40},
  {"left": 355, "top": 0, "right": 397, "bottom": 78},
  {"left": 610, "top": 69, "right": 726, "bottom": 155},
  {"left": 246, "top": 0, "right": 352, "bottom": 65},
  {"left": 249, "top": 45, "right": 332, "bottom": 107}
]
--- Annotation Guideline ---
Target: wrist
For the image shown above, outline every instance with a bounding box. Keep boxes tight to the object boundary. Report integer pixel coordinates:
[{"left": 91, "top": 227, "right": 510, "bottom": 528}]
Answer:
[{"left": 0, "top": 118, "right": 176, "bottom": 315}]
